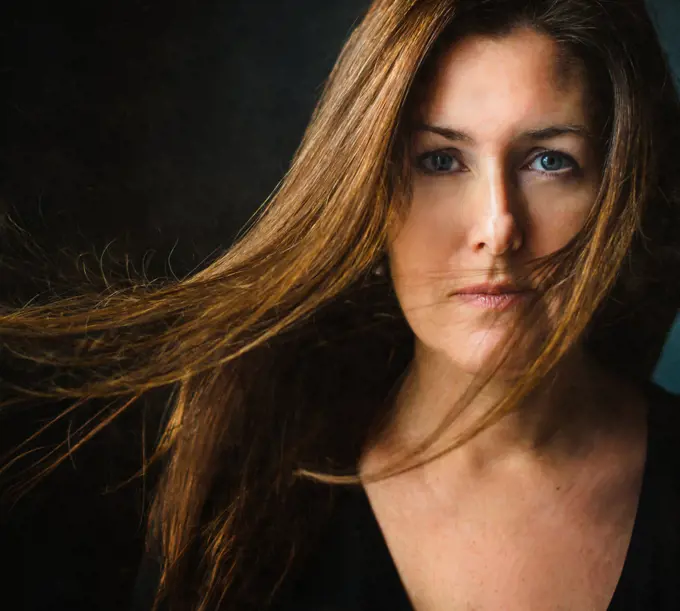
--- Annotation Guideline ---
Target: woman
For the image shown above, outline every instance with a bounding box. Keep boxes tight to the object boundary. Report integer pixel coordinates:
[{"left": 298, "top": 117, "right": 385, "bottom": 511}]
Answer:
[{"left": 3, "top": 0, "right": 680, "bottom": 609}]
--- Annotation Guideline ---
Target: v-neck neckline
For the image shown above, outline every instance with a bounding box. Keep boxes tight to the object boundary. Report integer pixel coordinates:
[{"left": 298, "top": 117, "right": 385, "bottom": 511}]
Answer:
[{"left": 350, "top": 389, "right": 655, "bottom": 611}]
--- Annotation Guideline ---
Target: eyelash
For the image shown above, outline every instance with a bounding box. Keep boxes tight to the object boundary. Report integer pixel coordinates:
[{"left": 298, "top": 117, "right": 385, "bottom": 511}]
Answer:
[{"left": 415, "top": 149, "right": 580, "bottom": 178}]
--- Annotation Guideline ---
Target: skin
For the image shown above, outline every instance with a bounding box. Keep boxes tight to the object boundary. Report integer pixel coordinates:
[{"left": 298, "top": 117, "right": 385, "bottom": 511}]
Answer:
[
  {"left": 391, "top": 34, "right": 599, "bottom": 377},
  {"left": 360, "top": 28, "right": 648, "bottom": 610},
  {"left": 373, "top": 26, "right": 642, "bottom": 466}
]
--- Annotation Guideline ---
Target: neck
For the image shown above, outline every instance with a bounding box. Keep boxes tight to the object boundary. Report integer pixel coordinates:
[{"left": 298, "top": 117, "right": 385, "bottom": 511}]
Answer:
[{"left": 372, "top": 343, "right": 640, "bottom": 473}]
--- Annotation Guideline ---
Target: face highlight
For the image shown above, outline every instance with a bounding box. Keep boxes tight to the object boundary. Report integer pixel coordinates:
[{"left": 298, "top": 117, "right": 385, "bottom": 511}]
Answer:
[{"left": 388, "top": 28, "right": 601, "bottom": 375}]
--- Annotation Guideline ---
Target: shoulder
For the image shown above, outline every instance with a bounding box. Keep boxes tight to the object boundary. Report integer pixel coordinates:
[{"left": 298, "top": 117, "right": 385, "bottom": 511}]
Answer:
[
  {"left": 641, "top": 382, "right": 680, "bottom": 534},
  {"left": 644, "top": 382, "right": 680, "bottom": 493},
  {"left": 638, "top": 383, "right": 680, "bottom": 600},
  {"left": 646, "top": 382, "right": 680, "bottom": 457}
]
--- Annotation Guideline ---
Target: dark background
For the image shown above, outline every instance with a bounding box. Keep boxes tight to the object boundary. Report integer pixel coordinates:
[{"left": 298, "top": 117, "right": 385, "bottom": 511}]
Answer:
[{"left": 1, "top": 1, "right": 678, "bottom": 609}]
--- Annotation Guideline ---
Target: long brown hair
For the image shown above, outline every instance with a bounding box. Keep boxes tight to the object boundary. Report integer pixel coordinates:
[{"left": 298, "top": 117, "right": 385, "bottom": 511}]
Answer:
[{"left": 2, "top": 0, "right": 680, "bottom": 609}]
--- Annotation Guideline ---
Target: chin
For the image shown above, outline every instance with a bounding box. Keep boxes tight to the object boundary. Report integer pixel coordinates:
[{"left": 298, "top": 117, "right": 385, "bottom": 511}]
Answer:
[{"left": 430, "top": 325, "right": 533, "bottom": 378}]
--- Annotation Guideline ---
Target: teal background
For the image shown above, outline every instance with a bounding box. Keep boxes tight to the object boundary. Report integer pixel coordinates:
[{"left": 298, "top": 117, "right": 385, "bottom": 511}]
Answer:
[{"left": 647, "top": 0, "right": 680, "bottom": 394}]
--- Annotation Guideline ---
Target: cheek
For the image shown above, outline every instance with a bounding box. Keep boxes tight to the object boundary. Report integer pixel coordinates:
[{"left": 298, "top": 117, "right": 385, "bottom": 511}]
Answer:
[
  {"left": 388, "top": 181, "right": 468, "bottom": 270},
  {"left": 524, "top": 183, "right": 597, "bottom": 254},
  {"left": 388, "top": 222, "right": 454, "bottom": 312},
  {"left": 389, "top": 216, "right": 459, "bottom": 275}
]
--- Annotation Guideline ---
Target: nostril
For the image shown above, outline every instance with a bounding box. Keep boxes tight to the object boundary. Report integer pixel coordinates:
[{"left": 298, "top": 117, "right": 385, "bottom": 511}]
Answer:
[{"left": 486, "top": 214, "right": 522, "bottom": 256}]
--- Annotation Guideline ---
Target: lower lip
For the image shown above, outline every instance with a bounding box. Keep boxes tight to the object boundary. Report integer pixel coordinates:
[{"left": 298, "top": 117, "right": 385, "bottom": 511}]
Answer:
[{"left": 454, "top": 292, "right": 530, "bottom": 310}]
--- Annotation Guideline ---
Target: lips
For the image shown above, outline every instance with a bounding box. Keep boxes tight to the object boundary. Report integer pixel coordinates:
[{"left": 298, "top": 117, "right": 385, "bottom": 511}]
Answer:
[
  {"left": 454, "top": 282, "right": 525, "bottom": 295},
  {"left": 451, "top": 283, "right": 531, "bottom": 311}
]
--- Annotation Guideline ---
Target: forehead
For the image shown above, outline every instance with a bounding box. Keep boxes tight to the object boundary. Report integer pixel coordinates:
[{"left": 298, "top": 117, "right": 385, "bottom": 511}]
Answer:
[{"left": 417, "top": 28, "right": 589, "bottom": 138}]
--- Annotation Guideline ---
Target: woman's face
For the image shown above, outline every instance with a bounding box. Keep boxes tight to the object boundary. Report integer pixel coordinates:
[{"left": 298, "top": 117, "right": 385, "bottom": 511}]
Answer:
[{"left": 388, "top": 28, "right": 602, "bottom": 375}]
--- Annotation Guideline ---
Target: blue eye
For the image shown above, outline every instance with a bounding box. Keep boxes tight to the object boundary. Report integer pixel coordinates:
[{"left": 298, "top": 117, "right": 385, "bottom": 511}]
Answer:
[
  {"left": 415, "top": 149, "right": 579, "bottom": 177},
  {"left": 417, "top": 151, "right": 461, "bottom": 174},
  {"left": 528, "top": 151, "right": 576, "bottom": 175}
]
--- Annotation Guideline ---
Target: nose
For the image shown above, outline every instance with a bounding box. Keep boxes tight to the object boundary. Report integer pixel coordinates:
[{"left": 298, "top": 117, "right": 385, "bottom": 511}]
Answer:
[{"left": 468, "top": 161, "right": 523, "bottom": 256}]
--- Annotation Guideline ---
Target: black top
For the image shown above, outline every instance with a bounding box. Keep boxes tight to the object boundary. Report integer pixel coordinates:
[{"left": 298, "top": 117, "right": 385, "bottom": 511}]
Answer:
[{"left": 133, "top": 383, "right": 680, "bottom": 610}]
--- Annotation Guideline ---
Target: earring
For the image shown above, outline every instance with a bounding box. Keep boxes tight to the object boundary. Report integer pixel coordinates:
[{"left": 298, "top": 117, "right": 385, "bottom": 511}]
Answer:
[{"left": 373, "top": 261, "right": 386, "bottom": 277}]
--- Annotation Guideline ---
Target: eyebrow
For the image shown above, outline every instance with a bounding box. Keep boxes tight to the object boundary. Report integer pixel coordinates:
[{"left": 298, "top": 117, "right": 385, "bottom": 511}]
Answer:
[{"left": 414, "top": 123, "right": 593, "bottom": 143}]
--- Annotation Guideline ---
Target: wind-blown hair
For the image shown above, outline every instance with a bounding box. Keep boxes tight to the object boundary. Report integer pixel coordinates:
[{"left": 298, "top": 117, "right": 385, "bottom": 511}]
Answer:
[{"left": 1, "top": 0, "right": 679, "bottom": 609}]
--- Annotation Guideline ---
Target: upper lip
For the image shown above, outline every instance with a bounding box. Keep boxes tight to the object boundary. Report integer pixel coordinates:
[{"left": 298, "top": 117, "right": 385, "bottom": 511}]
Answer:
[{"left": 453, "top": 282, "right": 529, "bottom": 295}]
